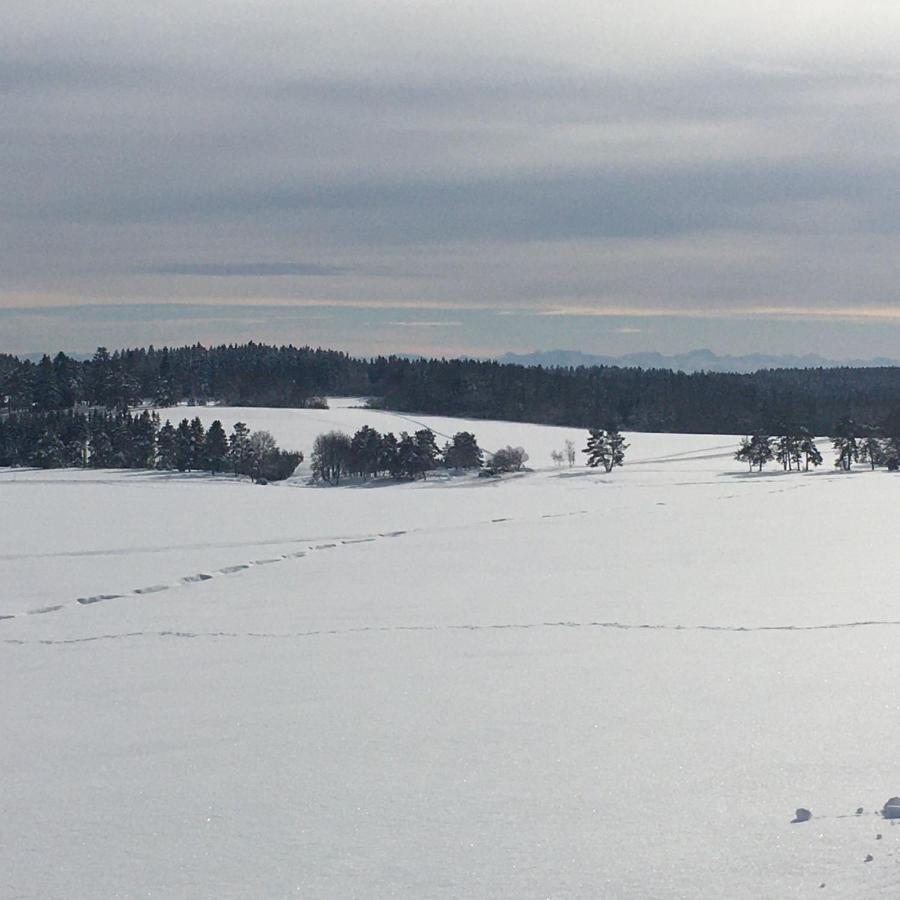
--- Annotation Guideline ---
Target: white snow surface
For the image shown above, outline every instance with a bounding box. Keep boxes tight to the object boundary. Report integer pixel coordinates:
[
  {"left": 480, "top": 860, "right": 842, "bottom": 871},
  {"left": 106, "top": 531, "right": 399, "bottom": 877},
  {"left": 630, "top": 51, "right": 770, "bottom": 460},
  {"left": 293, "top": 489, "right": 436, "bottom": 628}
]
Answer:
[{"left": 3, "top": 403, "right": 900, "bottom": 898}]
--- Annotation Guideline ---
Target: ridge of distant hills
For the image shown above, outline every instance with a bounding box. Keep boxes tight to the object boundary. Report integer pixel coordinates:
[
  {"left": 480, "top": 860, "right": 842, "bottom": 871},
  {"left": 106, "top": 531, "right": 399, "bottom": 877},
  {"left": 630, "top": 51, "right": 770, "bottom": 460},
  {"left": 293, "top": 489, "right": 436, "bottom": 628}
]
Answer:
[
  {"left": 496, "top": 348, "right": 900, "bottom": 374},
  {"left": 14, "top": 347, "right": 900, "bottom": 375}
]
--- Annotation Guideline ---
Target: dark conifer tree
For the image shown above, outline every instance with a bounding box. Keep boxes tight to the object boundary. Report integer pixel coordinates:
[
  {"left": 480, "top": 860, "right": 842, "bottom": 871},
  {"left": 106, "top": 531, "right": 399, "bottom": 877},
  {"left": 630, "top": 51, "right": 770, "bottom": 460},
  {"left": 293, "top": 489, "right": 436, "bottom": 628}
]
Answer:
[
  {"left": 2, "top": 363, "right": 34, "bottom": 412},
  {"left": 30, "top": 428, "right": 65, "bottom": 468},
  {"left": 189, "top": 417, "right": 206, "bottom": 469},
  {"left": 735, "top": 437, "right": 753, "bottom": 471},
  {"left": 156, "top": 421, "right": 177, "bottom": 469},
  {"left": 747, "top": 434, "right": 775, "bottom": 472},
  {"left": 858, "top": 425, "right": 884, "bottom": 470},
  {"left": 61, "top": 414, "right": 90, "bottom": 466},
  {"left": 396, "top": 432, "right": 417, "bottom": 479},
  {"left": 583, "top": 428, "right": 627, "bottom": 473},
  {"left": 32, "top": 356, "right": 62, "bottom": 411},
  {"left": 350, "top": 425, "right": 383, "bottom": 478},
  {"left": 411, "top": 428, "right": 440, "bottom": 479},
  {"left": 174, "top": 419, "right": 193, "bottom": 471},
  {"left": 53, "top": 352, "right": 82, "bottom": 407},
  {"left": 89, "top": 422, "right": 114, "bottom": 468},
  {"left": 831, "top": 418, "right": 859, "bottom": 472},
  {"left": 205, "top": 420, "right": 229, "bottom": 473},
  {"left": 130, "top": 411, "right": 158, "bottom": 468},
  {"left": 379, "top": 432, "right": 402, "bottom": 479},
  {"left": 228, "top": 422, "right": 251, "bottom": 475},
  {"left": 444, "top": 431, "right": 483, "bottom": 469},
  {"left": 797, "top": 428, "right": 822, "bottom": 471}
]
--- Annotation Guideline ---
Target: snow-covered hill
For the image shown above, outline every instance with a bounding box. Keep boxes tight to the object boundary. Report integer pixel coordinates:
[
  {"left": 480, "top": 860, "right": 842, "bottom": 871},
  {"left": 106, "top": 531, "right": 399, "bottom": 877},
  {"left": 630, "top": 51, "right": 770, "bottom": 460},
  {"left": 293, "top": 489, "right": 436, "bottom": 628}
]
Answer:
[{"left": 3, "top": 408, "right": 898, "bottom": 898}]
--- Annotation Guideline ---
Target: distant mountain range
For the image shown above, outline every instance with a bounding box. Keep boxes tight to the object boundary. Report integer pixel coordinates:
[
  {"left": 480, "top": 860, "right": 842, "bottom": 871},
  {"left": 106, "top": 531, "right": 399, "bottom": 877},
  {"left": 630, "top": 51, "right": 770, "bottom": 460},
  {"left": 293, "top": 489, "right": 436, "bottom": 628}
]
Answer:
[
  {"left": 496, "top": 348, "right": 900, "bottom": 374},
  {"left": 13, "top": 347, "right": 900, "bottom": 375}
]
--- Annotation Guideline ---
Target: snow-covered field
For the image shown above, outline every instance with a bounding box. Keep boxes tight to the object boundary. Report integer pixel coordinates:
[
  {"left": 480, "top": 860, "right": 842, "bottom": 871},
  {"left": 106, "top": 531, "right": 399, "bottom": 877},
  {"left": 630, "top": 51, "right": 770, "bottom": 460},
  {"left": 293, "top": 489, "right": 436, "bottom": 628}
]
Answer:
[{"left": 4, "top": 401, "right": 900, "bottom": 898}]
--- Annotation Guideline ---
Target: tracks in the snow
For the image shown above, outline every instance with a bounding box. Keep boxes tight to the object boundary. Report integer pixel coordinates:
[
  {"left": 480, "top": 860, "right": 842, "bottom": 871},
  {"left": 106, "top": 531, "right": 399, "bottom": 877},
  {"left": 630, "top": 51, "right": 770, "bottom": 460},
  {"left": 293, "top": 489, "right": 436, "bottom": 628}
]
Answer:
[
  {"left": 2, "top": 506, "right": 599, "bottom": 623},
  {"left": 1, "top": 530, "right": 410, "bottom": 623},
  {"left": 9, "top": 617, "right": 900, "bottom": 647}
]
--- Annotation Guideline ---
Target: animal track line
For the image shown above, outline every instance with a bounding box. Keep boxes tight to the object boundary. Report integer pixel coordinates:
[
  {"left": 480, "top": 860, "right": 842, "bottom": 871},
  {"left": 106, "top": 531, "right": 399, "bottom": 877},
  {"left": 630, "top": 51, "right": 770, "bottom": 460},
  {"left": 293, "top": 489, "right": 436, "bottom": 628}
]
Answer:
[
  {"left": 9, "top": 617, "right": 900, "bottom": 646},
  {"left": 5, "top": 532, "right": 395, "bottom": 621},
  {"left": 2, "top": 508, "right": 602, "bottom": 623}
]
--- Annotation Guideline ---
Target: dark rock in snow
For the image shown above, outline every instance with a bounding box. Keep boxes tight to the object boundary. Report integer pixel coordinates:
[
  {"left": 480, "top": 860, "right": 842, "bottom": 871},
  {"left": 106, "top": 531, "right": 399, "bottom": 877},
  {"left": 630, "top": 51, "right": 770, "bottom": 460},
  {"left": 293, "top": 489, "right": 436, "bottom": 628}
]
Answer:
[
  {"left": 792, "top": 808, "right": 812, "bottom": 823},
  {"left": 882, "top": 798, "right": 900, "bottom": 819}
]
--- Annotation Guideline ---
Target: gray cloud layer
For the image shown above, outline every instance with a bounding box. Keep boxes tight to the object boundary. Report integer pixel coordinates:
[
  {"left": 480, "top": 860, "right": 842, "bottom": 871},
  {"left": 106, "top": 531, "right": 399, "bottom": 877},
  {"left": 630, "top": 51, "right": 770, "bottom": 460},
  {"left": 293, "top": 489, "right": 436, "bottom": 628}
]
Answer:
[{"left": 4, "top": 1, "right": 900, "bottom": 356}]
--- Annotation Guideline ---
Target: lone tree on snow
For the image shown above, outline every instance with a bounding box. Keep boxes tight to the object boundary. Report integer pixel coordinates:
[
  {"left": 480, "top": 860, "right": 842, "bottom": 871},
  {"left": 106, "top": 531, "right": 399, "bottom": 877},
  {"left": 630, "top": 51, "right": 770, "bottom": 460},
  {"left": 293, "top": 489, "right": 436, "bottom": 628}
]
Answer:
[{"left": 583, "top": 428, "right": 627, "bottom": 473}]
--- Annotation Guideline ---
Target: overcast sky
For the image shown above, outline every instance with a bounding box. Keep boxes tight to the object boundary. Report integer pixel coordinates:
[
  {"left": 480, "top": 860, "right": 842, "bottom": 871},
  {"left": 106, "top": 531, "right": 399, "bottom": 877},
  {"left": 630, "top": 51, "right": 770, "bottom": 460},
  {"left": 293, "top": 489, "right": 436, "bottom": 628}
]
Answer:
[{"left": 5, "top": 1, "right": 900, "bottom": 358}]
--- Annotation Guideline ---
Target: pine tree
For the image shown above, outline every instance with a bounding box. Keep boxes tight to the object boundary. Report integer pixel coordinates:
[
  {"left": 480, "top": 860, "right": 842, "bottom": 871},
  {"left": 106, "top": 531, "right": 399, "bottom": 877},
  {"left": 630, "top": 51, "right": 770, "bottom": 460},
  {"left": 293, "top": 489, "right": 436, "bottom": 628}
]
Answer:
[
  {"left": 774, "top": 433, "right": 801, "bottom": 471},
  {"left": 130, "top": 411, "right": 157, "bottom": 468},
  {"left": 205, "top": 420, "right": 229, "bottom": 473},
  {"left": 396, "top": 432, "right": 417, "bottom": 479},
  {"left": 748, "top": 434, "right": 774, "bottom": 472},
  {"left": 32, "top": 355, "right": 62, "bottom": 411},
  {"left": 228, "top": 422, "right": 251, "bottom": 476},
  {"left": 62, "top": 414, "right": 90, "bottom": 467},
  {"left": 30, "top": 428, "right": 65, "bottom": 468},
  {"left": 583, "top": 428, "right": 628, "bottom": 473},
  {"left": 735, "top": 437, "right": 754, "bottom": 471},
  {"left": 350, "top": 425, "right": 383, "bottom": 477},
  {"left": 174, "top": 419, "right": 193, "bottom": 471},
  {"left": 412, "top": 428, "right": 440, "bottom": 479},
  {"left": 858, "top": 425, "right": 884, "bottom": 471},
  {"left": 188, "top": 417, "right": 206, "bottom": 469},
  {"left": 831, "top": 418, "right": 859, "bottom": 472},
  {"left": 797, "top": 428, "right": 822, "bottom": 471},
  {"left": 156, "top": 421, "right": 177, "bottom": 469},
  {"left": 89, "top": 424, "right": 114, "bottom": 468},
  {"left": 444, "top": 431, "right": 482, "bottom": 469},
  {"left": 379, "top": 432, "right": 402, "bottom": 479}
]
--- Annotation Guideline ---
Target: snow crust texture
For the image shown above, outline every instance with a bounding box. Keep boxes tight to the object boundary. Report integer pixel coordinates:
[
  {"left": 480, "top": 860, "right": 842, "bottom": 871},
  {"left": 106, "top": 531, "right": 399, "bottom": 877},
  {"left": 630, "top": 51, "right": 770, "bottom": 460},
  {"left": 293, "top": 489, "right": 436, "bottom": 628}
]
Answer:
[{"left": 3, "top": 403, "right": 900, "bottom": 898}]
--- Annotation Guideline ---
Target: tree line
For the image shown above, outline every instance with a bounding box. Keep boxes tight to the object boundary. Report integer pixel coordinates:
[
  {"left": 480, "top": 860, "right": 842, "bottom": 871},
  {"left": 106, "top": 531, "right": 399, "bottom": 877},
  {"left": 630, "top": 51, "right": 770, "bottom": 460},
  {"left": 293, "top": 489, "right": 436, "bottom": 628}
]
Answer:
[
  {"left": 9, "top": 343, "right": 900, "bottom": 435},
  {"left": 0, "top": 410, "right": 301, "bottom": 481},
  {"left": 735, "top": 419, "right": 898, "bottom": 473},
  {"left": 308, "top": 425, "right": 629, "bottom": 484}
]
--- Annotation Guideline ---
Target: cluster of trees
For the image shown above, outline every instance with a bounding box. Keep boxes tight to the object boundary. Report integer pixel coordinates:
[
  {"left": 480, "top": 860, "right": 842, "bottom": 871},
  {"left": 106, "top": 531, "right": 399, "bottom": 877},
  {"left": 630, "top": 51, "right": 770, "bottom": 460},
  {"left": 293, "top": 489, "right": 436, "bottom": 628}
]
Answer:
[
  {"left": 735, "top": 419, "right": 897, "bottom": 473},
  {"left": 310, "top": 427, "right": 483, "bottom": 485},
  {"left": 0, "top": 410, "right": 301, "bottom": 481},
  {"left": 11, "top": 343, "right": 900, "bottom": 436},
  {"left": 735, "top": 428, "right": 822, "bottom": 472}
]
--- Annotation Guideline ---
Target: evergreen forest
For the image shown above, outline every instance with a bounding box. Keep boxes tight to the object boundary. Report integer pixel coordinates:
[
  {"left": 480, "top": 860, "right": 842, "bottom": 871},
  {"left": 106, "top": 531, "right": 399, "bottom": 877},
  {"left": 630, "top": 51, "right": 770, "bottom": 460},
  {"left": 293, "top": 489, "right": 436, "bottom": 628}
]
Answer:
[{"left": 6, "top": 342, "right": 900, "bottom": 436}]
